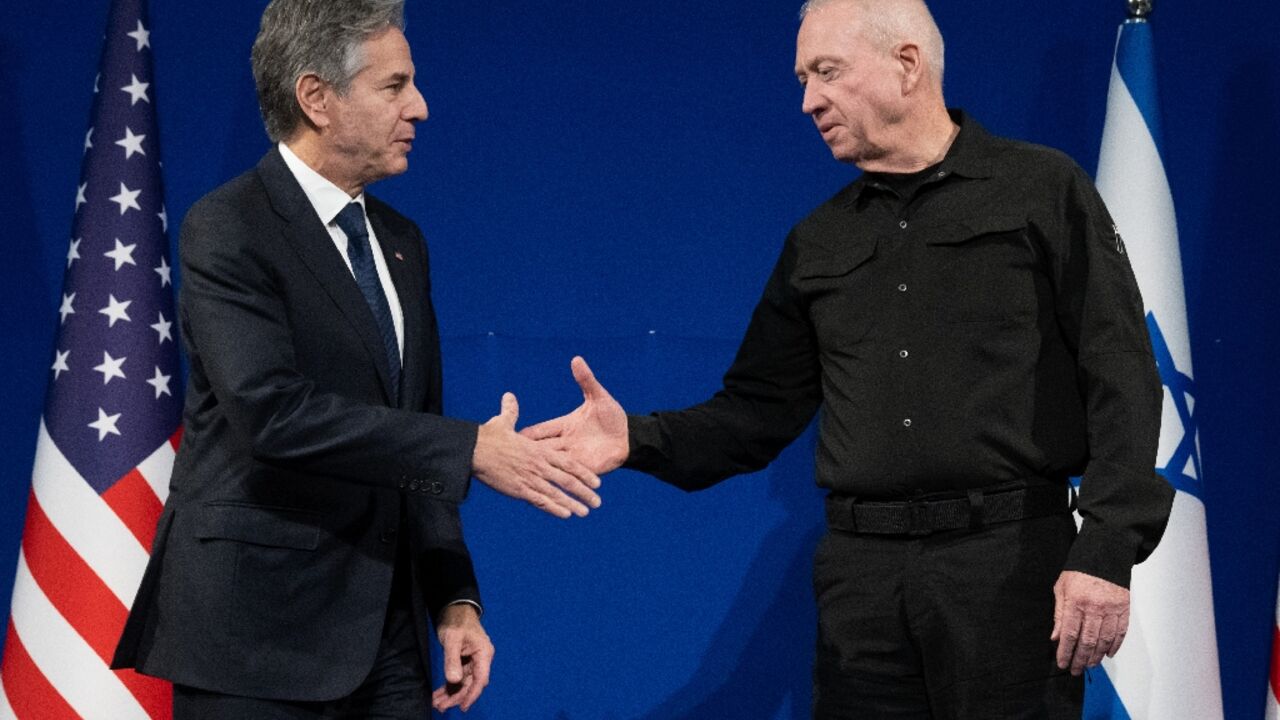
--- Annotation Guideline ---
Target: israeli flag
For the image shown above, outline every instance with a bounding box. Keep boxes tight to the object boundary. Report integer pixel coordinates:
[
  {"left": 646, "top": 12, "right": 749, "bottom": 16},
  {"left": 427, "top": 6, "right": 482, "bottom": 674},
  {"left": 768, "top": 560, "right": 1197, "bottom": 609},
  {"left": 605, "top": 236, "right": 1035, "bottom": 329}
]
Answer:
[{"left": 1085, "top": 17, "right": 1224, "bottom": 720}]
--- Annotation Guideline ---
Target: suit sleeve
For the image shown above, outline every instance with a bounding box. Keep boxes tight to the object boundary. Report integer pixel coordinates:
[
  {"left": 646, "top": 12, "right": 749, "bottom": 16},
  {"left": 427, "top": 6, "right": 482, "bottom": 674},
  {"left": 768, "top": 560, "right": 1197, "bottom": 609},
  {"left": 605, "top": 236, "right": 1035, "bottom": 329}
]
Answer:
[
  {"left": 625, "top": 238, "right": 823, "bottom": 490},
  {"left": 1038, "top": 162, "right": 1175, "bottom": 588},
  {"left": 178, "top": 197, "right": 477, "bottom": 502}
]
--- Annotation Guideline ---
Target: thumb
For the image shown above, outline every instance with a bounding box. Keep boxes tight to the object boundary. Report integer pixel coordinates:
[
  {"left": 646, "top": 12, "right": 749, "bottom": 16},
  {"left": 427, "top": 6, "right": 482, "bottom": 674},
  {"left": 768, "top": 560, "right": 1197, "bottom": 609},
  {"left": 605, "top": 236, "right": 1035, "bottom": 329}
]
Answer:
[
  {"left": 442, "top": 633, "right": 463, "bottom": 684},
  {"left": 499, "top": 392, "right": 519, "bottom": 428},
  {"left": 571, "top": 356, "right": 605, "bottom": 400}
]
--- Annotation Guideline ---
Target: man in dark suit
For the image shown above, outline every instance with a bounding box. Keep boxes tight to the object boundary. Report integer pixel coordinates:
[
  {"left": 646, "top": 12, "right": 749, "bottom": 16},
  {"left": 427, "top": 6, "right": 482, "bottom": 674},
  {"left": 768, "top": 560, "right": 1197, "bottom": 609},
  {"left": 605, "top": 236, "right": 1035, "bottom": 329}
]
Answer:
[{"left": 111, "top": 0, "right": 602, "bottom": 716}]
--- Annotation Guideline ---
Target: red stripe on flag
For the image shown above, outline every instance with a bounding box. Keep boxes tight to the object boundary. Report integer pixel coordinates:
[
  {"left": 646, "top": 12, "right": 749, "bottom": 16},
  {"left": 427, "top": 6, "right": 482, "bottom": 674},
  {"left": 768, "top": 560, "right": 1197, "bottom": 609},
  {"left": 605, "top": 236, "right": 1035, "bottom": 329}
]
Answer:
[
  {"left": 1271, "top": 625, "right": 1280, "bottom": 701},
  {"left": 169, "top": 426, "right": 184, "bottom": 451},
  {"left": 104, "top": 468, "right": 164, "bottom": 549},
  {"left": 0, "top": 620, "right": 79, "bottom": 720},
  {"left": 114, "top": 667, "right": 173, "bottom": 720},
  {"left": 21, "top": 492, "right": 129, "bottom": 662},
  {"left": 22, "top": 493, "right": 174, "bottom": 718}
]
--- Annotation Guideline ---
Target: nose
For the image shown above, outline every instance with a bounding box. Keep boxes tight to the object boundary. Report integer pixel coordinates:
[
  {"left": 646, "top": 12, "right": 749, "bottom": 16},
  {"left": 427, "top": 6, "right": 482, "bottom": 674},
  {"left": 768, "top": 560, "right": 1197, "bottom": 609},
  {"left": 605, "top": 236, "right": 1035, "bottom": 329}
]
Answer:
[
  {"left": 405, "top": 81, "right": 428, "bottom": 122},
  {"left": 801, "top": 81, "right": 823, "bottom": 116}
]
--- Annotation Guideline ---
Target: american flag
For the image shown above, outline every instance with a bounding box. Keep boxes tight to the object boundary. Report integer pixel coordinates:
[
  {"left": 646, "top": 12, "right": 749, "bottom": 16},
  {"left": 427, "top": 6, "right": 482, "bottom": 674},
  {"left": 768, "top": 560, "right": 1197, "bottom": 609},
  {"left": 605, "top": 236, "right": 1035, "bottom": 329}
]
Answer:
[{"left": 0, "top": 0, "right": 178, "bottom": 717}]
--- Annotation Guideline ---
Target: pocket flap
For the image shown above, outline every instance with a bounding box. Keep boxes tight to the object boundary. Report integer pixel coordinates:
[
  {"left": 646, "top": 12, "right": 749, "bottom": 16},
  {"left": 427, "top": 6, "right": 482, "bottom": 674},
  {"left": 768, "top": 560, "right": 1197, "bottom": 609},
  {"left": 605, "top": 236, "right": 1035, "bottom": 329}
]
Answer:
[
  {"left": 795, "top": 237, "right": 877, "bottom": 280},
  {"left": 194, "top": 502, "right": 320, "bottom": 550},
  {"left": 925, "top": 214, "right": 1027, "bottom": 246}
]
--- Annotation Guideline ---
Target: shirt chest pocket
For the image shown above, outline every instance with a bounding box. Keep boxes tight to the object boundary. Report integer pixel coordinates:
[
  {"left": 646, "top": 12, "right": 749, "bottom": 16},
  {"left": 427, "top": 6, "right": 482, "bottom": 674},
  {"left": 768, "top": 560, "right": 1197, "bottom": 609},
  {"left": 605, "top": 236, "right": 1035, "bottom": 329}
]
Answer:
[
  {"left": 923, "top": 215, "right": 1039, "bottom": 324},
  {"left": 794, "top": 237, "right": 880, "bottom": 348}
]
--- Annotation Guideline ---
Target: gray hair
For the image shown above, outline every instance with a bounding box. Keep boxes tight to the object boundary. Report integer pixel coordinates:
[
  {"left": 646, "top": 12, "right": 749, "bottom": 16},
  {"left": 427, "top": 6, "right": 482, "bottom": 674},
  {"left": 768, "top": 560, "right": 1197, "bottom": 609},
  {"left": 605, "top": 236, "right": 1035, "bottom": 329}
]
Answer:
[
  {"left": 799, "top": 0, "right": 945, "bottom": 84},
  {"left": 251, "top": 0, "right": 406, "bottom": 143}
]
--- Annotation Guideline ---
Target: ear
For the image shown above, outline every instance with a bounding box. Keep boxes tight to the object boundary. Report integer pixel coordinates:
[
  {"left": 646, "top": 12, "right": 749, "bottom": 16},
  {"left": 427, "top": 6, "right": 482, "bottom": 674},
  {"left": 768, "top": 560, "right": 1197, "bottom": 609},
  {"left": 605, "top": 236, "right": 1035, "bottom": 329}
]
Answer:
[
  {"left": 895, "top": 42, "right": 924, "bottom": 95},
  {"left": 295, "top": 73, "right": 332, "bottom": 130}
]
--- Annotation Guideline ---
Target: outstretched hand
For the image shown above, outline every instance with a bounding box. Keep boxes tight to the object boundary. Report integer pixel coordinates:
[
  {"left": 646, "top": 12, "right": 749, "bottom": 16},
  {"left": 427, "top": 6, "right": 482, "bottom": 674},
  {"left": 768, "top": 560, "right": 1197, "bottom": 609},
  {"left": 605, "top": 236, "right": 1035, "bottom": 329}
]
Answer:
[
  {"left": 521, "top": 356, "right": 629, "bottom": 475},
  {"left": 471, "top": 392, "right": 602, "bottom": 518}
]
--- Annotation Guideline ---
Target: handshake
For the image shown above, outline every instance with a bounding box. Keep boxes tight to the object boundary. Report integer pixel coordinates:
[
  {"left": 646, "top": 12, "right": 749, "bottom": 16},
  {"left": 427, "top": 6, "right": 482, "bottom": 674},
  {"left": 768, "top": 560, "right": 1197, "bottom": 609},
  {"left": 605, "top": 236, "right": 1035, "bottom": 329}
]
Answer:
[{"left": 469, "top": 357, "right": 629, "bottom": 519}]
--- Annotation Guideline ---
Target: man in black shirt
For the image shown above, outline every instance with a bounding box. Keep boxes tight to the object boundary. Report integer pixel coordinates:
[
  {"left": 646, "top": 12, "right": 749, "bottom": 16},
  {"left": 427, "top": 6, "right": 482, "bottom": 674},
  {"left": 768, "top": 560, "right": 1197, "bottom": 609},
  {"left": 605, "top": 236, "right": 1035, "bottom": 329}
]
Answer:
[{"left": 526, "top": 0, "right": 1173, "bottom": 716}]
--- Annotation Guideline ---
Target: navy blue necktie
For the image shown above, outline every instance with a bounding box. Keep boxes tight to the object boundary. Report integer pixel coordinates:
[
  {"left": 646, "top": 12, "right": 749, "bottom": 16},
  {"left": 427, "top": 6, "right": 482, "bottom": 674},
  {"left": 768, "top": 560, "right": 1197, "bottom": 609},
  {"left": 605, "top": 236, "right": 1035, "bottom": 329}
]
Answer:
[{"left": 334, "top": 202, "right": 401, "bottom": 393}]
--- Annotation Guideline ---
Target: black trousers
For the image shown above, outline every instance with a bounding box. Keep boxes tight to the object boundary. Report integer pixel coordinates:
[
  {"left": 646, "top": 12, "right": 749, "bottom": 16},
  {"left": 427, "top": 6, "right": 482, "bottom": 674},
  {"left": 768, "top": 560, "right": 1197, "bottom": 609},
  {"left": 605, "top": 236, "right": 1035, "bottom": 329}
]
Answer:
[
  {"left": 811, "top": 512, "right": 1083, "bottom": 720},
  {"left": 174, "top": 538, "right": 428, "bottom": 720}
]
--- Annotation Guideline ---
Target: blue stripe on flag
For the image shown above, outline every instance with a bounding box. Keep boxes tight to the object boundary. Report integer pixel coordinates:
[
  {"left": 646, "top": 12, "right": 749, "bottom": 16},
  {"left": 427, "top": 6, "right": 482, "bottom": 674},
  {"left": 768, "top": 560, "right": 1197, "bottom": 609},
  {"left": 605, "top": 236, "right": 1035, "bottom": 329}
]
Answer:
[
  {"left": 1083, "top": 666, "right": 1134, "bottom": 720},
  {"left": 1115, "top": 21, "right": 1166, "bottom": 155},
  {"left": 1146, "top": 313, "right": 1204, "bottom": 499}
]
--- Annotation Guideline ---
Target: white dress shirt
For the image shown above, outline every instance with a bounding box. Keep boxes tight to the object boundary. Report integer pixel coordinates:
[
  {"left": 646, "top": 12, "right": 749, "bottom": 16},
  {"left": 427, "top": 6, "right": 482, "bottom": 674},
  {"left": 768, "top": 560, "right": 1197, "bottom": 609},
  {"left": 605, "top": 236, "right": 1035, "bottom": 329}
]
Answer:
[{"left": 278, "top": 142, "right": 404, "bottom": 361}]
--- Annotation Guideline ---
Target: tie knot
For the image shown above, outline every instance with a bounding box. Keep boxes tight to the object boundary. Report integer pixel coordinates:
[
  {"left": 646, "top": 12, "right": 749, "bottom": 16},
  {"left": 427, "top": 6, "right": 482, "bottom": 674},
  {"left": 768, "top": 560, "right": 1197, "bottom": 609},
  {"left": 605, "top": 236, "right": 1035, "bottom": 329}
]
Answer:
[{"left": 335, "top": 202, "right": 368, "bottom": 242}]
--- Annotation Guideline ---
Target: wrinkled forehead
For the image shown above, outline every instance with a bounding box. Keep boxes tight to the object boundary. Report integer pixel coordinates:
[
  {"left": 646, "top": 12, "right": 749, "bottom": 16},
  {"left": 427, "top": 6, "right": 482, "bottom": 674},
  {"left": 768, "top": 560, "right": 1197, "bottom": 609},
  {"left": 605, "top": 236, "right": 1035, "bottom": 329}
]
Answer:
[{"left": 795, "top": 3, "right": 871, "bottom": 66}]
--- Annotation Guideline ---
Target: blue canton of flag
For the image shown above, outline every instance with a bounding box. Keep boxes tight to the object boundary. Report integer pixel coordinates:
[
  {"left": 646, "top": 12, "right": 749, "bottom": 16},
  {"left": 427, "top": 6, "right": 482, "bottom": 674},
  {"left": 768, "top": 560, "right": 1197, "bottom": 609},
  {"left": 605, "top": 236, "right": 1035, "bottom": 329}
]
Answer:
[
  {"left": 1084, "top": 13, "right": 1223, "bottom": 720},
  {"left": 0, "top": 0, "right": 178, "bottom": 717}
]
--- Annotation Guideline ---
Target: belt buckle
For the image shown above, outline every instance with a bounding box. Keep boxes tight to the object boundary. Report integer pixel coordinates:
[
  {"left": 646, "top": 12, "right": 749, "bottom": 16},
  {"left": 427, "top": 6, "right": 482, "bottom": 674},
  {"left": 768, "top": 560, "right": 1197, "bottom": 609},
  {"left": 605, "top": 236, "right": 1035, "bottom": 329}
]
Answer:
[{"left": 905, "top": 499, "right": 930, "bottom": 536}]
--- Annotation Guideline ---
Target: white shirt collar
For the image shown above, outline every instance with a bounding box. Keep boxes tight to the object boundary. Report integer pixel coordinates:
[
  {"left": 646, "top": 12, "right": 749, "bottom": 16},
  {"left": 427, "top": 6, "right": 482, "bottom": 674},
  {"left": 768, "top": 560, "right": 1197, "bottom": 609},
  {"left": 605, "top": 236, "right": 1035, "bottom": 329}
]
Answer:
[{"left": 277, "top": 142, "right": 366, "bottom": 226}]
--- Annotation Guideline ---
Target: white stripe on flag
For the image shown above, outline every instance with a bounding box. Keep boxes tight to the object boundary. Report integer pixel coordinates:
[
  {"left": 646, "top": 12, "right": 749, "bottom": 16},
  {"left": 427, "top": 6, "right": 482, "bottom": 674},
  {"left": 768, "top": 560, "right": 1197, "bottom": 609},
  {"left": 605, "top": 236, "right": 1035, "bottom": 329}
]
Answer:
[
  {"left": 1096, "top": 59, "right": 1193, "bottom": 474},
  {"left": 10, "top": 551, "right": 149, "bottom": 720},
  {"left": 30, "top": 420, "right": 150, "bottom": 607},
  {"left": 1101, "top": 492, "right": 1220, "bottom": 718},
  {"left": 135, "top": 438, "right": 175, "bottom": 504}
]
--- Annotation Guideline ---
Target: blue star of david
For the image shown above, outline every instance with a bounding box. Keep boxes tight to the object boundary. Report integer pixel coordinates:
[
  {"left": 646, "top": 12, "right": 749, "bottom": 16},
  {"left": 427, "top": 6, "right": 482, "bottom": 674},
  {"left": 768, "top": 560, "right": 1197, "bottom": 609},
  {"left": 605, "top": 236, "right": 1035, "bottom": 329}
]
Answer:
[{"left": 1146, "top": 313, "right": 1203, "bottom": 498}]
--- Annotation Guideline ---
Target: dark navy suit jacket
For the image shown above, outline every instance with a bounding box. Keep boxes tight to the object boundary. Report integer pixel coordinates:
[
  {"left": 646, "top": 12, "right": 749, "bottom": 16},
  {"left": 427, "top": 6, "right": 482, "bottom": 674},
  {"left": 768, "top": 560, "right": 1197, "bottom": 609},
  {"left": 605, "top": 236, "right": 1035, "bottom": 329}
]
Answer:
[{"left": 113, "top": 148, "right": 481, "bottom": 701}]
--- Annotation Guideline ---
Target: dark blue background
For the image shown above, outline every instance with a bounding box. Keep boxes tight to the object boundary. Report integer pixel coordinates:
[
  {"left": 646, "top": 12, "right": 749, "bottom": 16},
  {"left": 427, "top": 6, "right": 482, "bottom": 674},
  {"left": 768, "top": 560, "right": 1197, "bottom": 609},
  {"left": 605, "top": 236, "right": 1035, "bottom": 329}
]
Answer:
[{"left": 1, "top": 1, "right": 1277, "bottom": 718}]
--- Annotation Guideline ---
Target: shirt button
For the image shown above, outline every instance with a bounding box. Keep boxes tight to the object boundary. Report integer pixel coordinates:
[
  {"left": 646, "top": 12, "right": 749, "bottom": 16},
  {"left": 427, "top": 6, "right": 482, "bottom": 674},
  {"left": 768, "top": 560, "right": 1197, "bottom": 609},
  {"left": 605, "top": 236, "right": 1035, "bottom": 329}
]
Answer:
[
  {"left": 898, "top": 283, "right": 908, "bottom": 292},
  {"left": 899, "top": 350, "right": 909, "bottom": 358},
  {"left": 902, "top": 418, "right": 912, "bottom": 427},
  {"left": 936, "top": 171, "right": 946, "bottom": 178},
  {"left": 899, "top": 220, "right": 908, "bottom": 229}
]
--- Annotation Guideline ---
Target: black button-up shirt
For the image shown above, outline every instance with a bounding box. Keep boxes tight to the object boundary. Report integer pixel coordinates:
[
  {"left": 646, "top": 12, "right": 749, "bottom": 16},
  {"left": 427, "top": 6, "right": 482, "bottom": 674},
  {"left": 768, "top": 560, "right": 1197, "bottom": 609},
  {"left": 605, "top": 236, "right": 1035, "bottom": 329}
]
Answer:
[{"left": 626, "top": 110, "right": 1173, "bottom": 587}]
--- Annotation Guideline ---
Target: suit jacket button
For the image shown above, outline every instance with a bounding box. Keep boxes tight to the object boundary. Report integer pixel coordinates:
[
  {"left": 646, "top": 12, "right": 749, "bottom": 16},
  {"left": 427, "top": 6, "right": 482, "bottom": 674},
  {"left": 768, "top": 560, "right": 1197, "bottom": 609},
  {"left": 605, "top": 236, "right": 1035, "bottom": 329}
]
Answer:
[
  {"left": 430, "top": 481, "right": 443, "bottom": 495},
  {"left": 409, "top": 479, "right": 421, "bottom": 491},
  {"left": 380, "top": 528, "right": 397, "bottom": 544}
]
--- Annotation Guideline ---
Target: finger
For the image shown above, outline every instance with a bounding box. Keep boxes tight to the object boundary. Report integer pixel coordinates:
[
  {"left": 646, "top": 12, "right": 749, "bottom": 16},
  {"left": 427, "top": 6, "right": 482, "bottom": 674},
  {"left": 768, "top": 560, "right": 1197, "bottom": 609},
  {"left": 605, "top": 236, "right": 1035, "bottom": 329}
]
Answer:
[
  {"left": 1108, "top": 610, "right": 1130, "bottom": 657},
  {"left": 1072, "top": 612, "right": 1103, "bottom": 675},
  {"left": 536, "top": 474, "right": 591, "bottom": 517},
  {"left": 521, "top": 418, "right": 564, "bottom": 440},
  {"left": 441, "top": 632, "right": 464, "bottom": 685},
  {"left": 571, "top": 356, "right": 607, "bottom": 401},
  {"left": 1050, "top": 579, "right": 1065, "bottom": 641},
  {"left": 1055, "top": 604, "right": 1082, "bottom": 671},
  {"left": 539, "top": 461, "right": 597, "bottom": 512},
  {"left": 497, "top": 392, "right": 519, "bottom": 429},
  {"left": 525, "top": 488, "right": 574, "bottom": 519},
  {"left": 1094, "top": 613, "right": 1120, "bottom": 665},
  {"left": 460, "top": 641, "right": 494, "bottom": 712},
  {"left": 546, "top": 452, "right": 603, "bottom": 494}
]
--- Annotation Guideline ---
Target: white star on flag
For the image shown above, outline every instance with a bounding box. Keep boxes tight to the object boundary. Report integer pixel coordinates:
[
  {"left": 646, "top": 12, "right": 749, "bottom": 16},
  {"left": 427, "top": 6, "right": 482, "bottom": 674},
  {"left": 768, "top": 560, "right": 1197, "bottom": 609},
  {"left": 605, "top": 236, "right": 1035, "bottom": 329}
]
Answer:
[
  {"left": 158, "top": 206, "right": 168, "bottom": 232},
  {"left": 84, "top": 127, "right": 94, "bottom": 152},
  {"left": 127, "top": 20, "right": 150, "bottom": 51},
  {"left": 115, "top": 127, "right": 146, "bottom": 159},
  {"left": 76, "top": 182, "right": 87, "bottom": 211},
  {"left": 150, "top": 311, "right": 173, "bottom": 344},
  {"left": 93, "top": 351, "right": 128, "bottom": 385},
  {"left": 58, "top": 293, "right": 76, "bottom": 324},
  {"left": 155, "top": 255, "right": 172, "bottom": 287},
  {"left": 67, "top": 238, "right": 81, "bottom": 268},
  {"left": 98, "top": 294, "right": 132, "bottom": 327},
  {"left": 88, "top": 407, "right": 123, "bottom": 441},
  {"left": 109, "top": 182, "right": 142, "bottom": 215},
  {"left": 146, "top": 367, "right": 172, "bottom": 398},
  {"left": 94, "top": 72, "right": 100, "bottom": 94},
  {"left": 51, "top": 350, "right": 70, "bottom": 380},
  {"left": 120, "top": 73, "right": 150, "bottom": 105},
  {"left": 105, "top": 238, "right": 139, "bottom": 271}
]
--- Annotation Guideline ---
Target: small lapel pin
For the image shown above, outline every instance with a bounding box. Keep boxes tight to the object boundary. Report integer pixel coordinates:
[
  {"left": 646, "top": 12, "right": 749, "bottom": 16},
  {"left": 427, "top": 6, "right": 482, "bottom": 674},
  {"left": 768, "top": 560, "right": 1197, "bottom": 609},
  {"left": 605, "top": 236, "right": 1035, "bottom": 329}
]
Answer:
[{"left": 394, "top": 251, "right": 405, "bottom": 262}]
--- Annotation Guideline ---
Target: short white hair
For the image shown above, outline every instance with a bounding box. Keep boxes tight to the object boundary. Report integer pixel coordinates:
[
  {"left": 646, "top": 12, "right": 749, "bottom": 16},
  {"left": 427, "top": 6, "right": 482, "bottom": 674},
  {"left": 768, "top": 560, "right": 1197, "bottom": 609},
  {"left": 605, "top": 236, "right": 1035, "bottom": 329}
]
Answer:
[{"left": 799, "top": 0, "right": 946, "bottom": 83}]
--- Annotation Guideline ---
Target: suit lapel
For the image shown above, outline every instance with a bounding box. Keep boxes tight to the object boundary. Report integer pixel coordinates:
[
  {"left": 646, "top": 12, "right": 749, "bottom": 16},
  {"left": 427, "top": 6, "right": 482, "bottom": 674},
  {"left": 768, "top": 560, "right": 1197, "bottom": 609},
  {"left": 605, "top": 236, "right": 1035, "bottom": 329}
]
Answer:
[
  {"left": 257, "top": 150, "right": 396, "bottom": 404},
  {"left": 369, "top": 209, "right": 426, "bottom": 410}
]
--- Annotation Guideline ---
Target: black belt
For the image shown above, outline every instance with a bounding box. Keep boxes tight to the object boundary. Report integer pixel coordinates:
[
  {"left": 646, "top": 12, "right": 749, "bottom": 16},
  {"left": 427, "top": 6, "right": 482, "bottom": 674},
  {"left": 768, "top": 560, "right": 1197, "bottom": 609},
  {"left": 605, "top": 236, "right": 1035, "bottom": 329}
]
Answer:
[{"left": 824, "top": 484, "right": 1073, "bottom": 536}]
